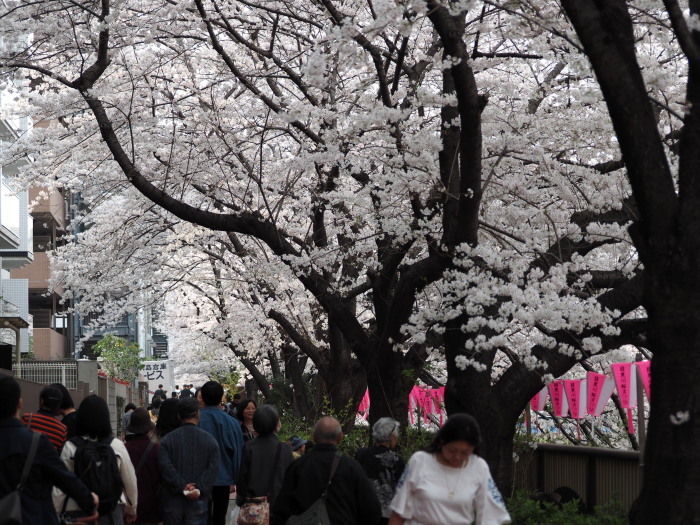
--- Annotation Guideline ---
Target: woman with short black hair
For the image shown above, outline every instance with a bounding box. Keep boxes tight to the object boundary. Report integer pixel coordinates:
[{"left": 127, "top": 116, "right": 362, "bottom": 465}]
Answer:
[
  {"left": 236, "top": 405, "right": 293, "bottom": 514},
  {"left": 51, "top": 382, "right": 78, "bottom": 439}
]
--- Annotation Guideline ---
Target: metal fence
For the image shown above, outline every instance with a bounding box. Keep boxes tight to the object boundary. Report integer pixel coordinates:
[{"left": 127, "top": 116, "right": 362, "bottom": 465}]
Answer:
[{"left": 12, "top": 359, "right": 78, "bottom": 389}]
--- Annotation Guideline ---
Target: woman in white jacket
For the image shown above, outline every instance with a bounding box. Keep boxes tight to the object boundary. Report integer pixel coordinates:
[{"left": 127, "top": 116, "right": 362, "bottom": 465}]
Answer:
[{"left": 54, "top": 395, "right": 138, "bottom": 524}]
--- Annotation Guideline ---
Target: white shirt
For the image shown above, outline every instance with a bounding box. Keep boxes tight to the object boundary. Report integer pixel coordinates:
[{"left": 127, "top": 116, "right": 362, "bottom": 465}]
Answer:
[{"left": 390, "top": 451, "right": 510, "bottom": 525}]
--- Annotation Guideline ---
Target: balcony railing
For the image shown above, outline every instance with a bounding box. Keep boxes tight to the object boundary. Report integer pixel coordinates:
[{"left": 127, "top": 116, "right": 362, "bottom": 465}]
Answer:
[{"left": 32, "top": 328, "right": 68, "bottom": 359}]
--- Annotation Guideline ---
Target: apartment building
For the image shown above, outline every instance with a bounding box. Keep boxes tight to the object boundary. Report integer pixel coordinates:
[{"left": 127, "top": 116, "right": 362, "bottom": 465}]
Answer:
[
  {"left": 10, "top": 187, "right": 71, "bottom": 359},
  {"left": 0, "top": 101, "right": 167, "bottom": 364},
  {"left": 0, "top": 116, "right": 33, "bottom": 369}
]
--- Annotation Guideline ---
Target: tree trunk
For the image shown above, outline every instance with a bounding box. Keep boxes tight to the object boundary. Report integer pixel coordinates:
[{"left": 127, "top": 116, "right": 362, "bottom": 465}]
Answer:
[
  {"left": 282, "top": 343, "right": 318, "bottom": 420},
  {"left": 326, "top": 318, "right": 366, "bottom": 429},
  {"left": 442, "top": 315, "right": 523, "bottom": 495},
  {"left": 366, "top": 345, "right": 414, "bottom": 428},
  {"left": 444, "top": 360, "right": 519, "bottom": 496},
  {"left": 268, "top": 348, "right": 282, "bottom": 379},
  {"left": 630, "top": 268, "right": 700, "bottom": 523}
]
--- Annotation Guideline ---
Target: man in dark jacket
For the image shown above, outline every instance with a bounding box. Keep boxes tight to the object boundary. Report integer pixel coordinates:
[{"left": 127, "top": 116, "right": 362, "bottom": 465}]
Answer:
[
  {"left": 271, "top": 416, "right": 382, "bottom": 525},
  {"left": 179, "top": 384, "right": 193, "bottom": 398},
  {"left": 0, "top": 374, "right": 97, "bottom": 525},
  {"left": 159, "top": 397, "right": 220, "bottom": 525}
]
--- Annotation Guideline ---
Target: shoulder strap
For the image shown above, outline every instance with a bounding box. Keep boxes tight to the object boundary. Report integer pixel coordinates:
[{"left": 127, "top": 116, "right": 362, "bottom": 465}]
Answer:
[
  {"left": 135, "top": 440, "right": 155, "bottom": 475},
  {"left": 18, "top": 431, "right": 41, "bottom": 489},
  {"left": 321, "top": 452, "right": 342, "bottom": 500}
]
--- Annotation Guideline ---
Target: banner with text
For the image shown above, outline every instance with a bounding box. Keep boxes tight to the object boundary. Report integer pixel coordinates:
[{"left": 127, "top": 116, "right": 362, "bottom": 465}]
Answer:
[{"left": 140, "top": 360, "right": 174, "bottom": 396}]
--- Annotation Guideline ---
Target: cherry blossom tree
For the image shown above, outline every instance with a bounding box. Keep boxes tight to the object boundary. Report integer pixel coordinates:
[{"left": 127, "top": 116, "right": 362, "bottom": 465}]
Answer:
[
  {"left": 557, "top": 2, "right": 700, "bottom": 521},
  {"left": 1, "top": 0, "right": 683, "bottom": 503}
]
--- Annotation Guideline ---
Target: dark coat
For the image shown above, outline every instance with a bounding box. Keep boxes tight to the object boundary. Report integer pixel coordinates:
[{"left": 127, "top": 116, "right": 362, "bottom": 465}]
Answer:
[
  {"left": 236, "top": 434, "right": 293, "bottom": 507},
  {"left": 0, "top": 417, "right": 95, "bottom": 525},
  {"left": 354, "top": 445, "right": 405, "bottom": 518},
  {"left": 159, "top": 423, "right": 220, "bottom": 499},
  {"left": 271, "top": 443, "right": 382, "bottom": 525},
  {"left": 61, "top": 411, "right": 78, "bottom": 440},
  {"left": 124, "top": 433, "right": 162, "bottom": 523}
]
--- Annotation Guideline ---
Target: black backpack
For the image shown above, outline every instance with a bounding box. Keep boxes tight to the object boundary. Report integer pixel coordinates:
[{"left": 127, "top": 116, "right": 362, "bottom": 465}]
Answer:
[{"left": 70, "top": 436, "right": 124, "bottom": 517}]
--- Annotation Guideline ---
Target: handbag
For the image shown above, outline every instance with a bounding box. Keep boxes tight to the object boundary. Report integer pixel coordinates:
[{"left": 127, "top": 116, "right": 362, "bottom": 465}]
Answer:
[
  {"left": 0, "top": 431, "right": 41, "bottom": 525},
  {"left": 285, "top": 452, "right": 341, "bottom": 525},
  {"left": 237, "top": 496, "right": 270, "bottom": 525},
  {"left": 237, "top": 442, "right": 283, "bottom": 525}
]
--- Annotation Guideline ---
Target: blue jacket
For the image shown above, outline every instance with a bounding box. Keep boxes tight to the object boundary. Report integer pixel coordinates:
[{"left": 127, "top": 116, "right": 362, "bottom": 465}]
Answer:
[
  {"left": 0, "top": 417, "right": 95, "bottom": 525},
  {"left": 198, "top": 406, "right": 244, "bottom": 485}
]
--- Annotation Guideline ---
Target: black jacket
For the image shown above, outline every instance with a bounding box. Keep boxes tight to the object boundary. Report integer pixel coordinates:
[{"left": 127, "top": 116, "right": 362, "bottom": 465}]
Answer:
[
  {"left": 354, "top": 445, "right": 405, "bottom": 518},
  {"left": 236, "top": 434, "right": 293, "bottom": 507},
  {"left": 271, "top": 443, "right": 382, "bottom": 525},
  {"left": 0, "top": 417, "right": 95, "bottom": 525}
]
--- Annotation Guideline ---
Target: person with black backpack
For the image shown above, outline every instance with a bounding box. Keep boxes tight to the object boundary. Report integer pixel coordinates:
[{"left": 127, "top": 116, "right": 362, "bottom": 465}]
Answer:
[
  {"left": 0, "top": 375, "right": 98, "bottom": 525},
  {"left": 53, "top": 395, "right": 138, "bottom": 524}
]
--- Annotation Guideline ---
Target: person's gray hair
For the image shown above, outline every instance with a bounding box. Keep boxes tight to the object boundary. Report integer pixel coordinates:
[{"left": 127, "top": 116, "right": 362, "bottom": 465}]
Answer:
[{"left": 373, "top": 417, "right": 400, "bottom": 443}]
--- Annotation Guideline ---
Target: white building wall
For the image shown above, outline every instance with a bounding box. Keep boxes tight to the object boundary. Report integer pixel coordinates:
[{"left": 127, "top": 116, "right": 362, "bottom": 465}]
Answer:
[{"left": 0, "top": 276, "right": 29, "bottom": 352}]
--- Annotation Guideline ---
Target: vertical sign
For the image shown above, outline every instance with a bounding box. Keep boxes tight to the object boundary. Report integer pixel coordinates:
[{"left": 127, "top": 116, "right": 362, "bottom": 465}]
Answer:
[
  {"left": 564, "top": 379, "right": 588, "bottom": 419},
  {"left": 548, "top": 380, "right": 569, "bottom": 417},
  {"left": 636, "top": 360, "right": 651, "bottom": 401},
  {"left": 611, "top": 363, "right": 637, "bottom": 408},
  {"left": 611, "top": 362, "right": 637, "bottom": 434},
  {"left": 140, "top": 360, "right": 174, "bottom": 395},
  {"left": 587, "top": 371, "right": 615, "bottom": 416}
]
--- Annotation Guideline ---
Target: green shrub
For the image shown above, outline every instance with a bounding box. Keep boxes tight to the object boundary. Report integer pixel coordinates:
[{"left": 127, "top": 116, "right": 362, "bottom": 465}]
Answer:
[
  {"left": 278, "top": 411, "right": 314, "bottom": 446},
  {"left": 506, "top": 491, "right": 627, "bottom": 525},
  {"left": 395, "top": 426, "right": 434, "bottom": 462},
  {"left": 277, "top": 411, "right": 435, "bottom": 461}
]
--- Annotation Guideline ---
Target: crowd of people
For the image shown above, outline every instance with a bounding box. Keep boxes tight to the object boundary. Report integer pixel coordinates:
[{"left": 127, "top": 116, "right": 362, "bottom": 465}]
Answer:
[{"left": 0, "top": 373, "right": 511, "bottom": 525}]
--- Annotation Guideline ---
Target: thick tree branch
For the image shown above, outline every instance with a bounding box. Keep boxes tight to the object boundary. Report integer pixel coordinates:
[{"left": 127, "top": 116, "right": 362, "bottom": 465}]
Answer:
[
  {"left": 268, "top": 308, "right": 328, "bottom": 378},
  {"left": 561, "top": 0, "right": 677, "bottom": 253}
]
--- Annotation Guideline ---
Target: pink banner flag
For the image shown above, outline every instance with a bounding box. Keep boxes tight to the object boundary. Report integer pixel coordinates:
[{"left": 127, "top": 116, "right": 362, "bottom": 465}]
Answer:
[
  {"left": 587, "top": 371, "right": 615, "bottom": 416},
  {"left": 548, "top": 380, "right": 569, "bottom": 417},
  {"left": 564, "top": 379, "right": 587, "bottom": 419},
  {"left": 531, "top": 386, "right": 548, "bottom": 411},
  {"left": 636, "top": 360, "right": 651, "bottom": 401},
  {"left": 412, "top": 387, "right": 431, "bottom": 424},
  {"left": 611, "top": 363, "right": 637, "bottom": 409},
  {"left": 358, "top": 390, "right": 370, "bottom": 413}
]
